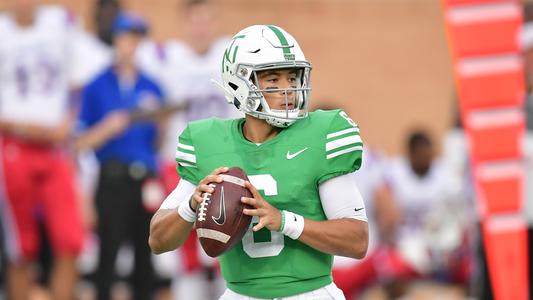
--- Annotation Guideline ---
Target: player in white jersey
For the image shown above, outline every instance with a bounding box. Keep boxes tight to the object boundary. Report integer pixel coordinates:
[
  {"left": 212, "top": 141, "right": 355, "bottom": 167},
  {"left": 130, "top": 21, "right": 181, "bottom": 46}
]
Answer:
[
  {"left": 384, "top": 131, "right": 471, "bottom": 296},
  {"left": 0, "top": 2, "right": 94, "bottom": 300},
  {"left": 0, "top": 9, "right": 71, "bottom": 128}
]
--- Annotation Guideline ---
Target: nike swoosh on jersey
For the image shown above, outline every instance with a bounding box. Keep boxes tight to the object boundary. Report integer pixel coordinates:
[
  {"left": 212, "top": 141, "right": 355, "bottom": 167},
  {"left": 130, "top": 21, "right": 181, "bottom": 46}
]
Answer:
[
  {"left": 286, "top": 147, "right": 308, "bottom": 160},
  {"left": 212, "top": 186, "right": 226, "bottom": 225}
]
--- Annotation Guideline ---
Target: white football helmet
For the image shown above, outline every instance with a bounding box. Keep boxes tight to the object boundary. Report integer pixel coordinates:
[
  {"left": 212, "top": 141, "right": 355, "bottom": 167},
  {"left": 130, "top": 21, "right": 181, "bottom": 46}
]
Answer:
[{"left": 212, "top": 25, "right": 312, "bottom": 127}]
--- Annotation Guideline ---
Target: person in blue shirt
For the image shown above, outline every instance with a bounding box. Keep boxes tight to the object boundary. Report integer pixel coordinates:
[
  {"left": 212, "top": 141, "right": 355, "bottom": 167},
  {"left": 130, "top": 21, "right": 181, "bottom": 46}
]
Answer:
[{"left": 75, "top": 12, "right": 164, "bottom": 300}]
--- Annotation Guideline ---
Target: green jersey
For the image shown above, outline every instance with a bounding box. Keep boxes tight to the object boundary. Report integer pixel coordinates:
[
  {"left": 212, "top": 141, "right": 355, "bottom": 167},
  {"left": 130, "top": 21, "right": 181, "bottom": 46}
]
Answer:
[{"left": 176, "top": 109, "right": 363, "bottom": 298}]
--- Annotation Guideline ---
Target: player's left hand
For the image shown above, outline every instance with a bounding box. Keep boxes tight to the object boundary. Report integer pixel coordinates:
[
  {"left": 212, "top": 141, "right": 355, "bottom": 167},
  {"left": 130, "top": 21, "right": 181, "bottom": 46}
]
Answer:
[{"left": 241, "top": 181, "right": 282, "bottom": 232}]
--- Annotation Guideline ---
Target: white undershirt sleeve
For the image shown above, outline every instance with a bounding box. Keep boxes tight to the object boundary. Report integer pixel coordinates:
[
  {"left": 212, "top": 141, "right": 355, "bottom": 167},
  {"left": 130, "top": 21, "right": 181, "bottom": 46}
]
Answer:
[
  {"left": 159, "top": 179, "right": 196, "bottom": 210},
  {"left": 161, "top": 174, "right": 367, "bottom": 222},
  {"left": 319, "top": 172, "right": 368, "bottom": 222}
]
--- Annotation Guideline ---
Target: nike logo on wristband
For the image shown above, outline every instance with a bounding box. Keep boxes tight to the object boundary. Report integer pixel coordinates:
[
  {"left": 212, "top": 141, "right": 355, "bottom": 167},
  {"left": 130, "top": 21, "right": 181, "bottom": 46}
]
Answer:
[{"left": 354, "top": 207, "right": 364, "bottom": 212}]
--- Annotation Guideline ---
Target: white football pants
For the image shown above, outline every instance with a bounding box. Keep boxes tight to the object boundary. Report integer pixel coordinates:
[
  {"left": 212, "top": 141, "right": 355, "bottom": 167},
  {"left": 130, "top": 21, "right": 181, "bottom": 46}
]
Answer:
[{"left": 219, "top": 282, "right": 346, "bottom": 300}]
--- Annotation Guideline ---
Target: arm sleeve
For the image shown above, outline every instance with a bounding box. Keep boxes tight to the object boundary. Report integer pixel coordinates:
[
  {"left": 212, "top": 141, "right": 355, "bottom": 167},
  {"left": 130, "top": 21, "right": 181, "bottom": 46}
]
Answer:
[
  {"left": 175, "top": 125, "right": 201, "bottom": 184},
  {"left": 319, "top": 172, "right": 367, "bottom": 222},
  {"left": 159, "top": 179, "right": 196, "bottom": 210},
  {"left": 318, "top": 110, "right": 363, "bottom": 184}
]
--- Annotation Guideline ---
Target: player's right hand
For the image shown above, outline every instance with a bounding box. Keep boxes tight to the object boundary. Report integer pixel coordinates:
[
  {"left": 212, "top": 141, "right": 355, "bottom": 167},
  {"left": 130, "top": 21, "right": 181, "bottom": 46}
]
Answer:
[{"left": 191, "top": 167, "right": 229, "bottom": 211}]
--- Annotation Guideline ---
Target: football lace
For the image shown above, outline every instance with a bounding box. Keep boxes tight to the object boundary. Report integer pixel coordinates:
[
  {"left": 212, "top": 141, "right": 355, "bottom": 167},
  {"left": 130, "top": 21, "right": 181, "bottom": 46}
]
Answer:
[{"left": 197, "top": 183, "right": 216, "bottom": 221}]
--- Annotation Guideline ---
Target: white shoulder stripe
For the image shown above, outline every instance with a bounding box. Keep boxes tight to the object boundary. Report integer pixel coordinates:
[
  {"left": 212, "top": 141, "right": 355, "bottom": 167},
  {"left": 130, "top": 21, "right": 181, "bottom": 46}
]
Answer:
[
  {"left": 327, "top": 127, "right": 359, "bottom": 139},
  {"left": 326, "top": 145, "right": 363, "bottom": 160},
  {"left": 326, "top": 135, "right": 362, "bottom": 152},
  {"left": 177, "top": 142, "right": 195, "bottom": 151},
  {"left": 176, "top": 150, "right": 196, "bottom": 163}
]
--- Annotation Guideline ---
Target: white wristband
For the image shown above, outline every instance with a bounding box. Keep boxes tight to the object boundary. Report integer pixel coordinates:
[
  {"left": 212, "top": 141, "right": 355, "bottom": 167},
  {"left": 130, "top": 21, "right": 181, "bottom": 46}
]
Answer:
[
  {"left": 177, "top": 199, "right": 197, "bottom": 223},
  {"left": 280, "top": 210, "right": 305, "bottom": 240}
]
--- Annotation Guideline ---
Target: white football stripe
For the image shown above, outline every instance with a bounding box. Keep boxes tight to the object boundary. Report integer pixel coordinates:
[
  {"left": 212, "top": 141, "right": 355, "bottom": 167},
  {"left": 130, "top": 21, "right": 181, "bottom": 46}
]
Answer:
[
  {"left": 326, "top": 127, "right": 359, "bottom": 139},
  {"left": 196, "top": 228, "right": 231, "bottom": 244},
  {"left": 326, "top": 135, "right": 362, "bottom": 152},
  {"left": 178, "top": 162, "right": 197, "bottom": 168},
  {"left": 220, "top": 175, "right": 246, "bottom": 187},
  {"left": 326, "top": 145, "right": 363, "bottom": 160},
  {"left": 176, "top": 150, "right": 196, "bottom": 163},
  {"left": 177, "top": 142, "right": 195, "bottom": 151}
]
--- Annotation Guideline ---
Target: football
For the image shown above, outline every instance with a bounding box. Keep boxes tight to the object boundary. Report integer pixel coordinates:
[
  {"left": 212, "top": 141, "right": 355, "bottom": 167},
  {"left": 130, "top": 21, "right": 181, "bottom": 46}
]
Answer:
[{"left": 195, "top": 167, "right": 253, "bottom": 257}]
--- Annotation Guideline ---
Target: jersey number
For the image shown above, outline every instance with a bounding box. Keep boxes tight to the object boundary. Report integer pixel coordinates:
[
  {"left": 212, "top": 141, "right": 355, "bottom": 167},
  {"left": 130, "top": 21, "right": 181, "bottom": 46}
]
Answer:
[
  {"left": 15, "top": 57, "right": 59, "bottom": 98},
  {"left": 339, "top": 111, "right": 357, "bottom": 127},
  {"left": 242, "top": 174, "right": 285, "bottom": 258}
]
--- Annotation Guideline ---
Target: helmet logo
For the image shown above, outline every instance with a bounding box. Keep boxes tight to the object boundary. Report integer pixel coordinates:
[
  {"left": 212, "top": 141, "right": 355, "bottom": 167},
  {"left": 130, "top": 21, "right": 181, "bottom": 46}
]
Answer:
[
  {"left": 222, "top": 35, "right": 246, "bottom": 72},
  {"left": 284, "top": 53, "right": 295, "bottom": 61}
]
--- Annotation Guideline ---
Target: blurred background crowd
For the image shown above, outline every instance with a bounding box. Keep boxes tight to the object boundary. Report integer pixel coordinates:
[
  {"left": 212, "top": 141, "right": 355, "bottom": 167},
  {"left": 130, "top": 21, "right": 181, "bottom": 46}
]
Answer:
[{"left": 0, "top": 0, "right": 531, "bottom": 299}]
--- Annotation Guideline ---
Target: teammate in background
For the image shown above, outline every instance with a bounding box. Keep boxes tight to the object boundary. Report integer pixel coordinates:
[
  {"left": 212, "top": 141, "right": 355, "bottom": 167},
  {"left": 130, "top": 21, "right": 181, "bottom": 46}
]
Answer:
[
  {"left": 75, "top": 13, "right": 165, "bottom": 300},
  {"left": 0, "top": 1, "right": 88, "bottom": 300},
  {"left": 149, "top": 25, "right": 369, "bottom": 300}
]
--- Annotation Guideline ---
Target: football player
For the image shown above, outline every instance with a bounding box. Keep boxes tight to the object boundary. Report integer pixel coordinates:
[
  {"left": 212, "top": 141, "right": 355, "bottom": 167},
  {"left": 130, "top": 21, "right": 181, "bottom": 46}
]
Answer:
[
  {"left": 149, "top": 25, "right": 369, "bottom": 299},
  {"left": 0, "top": 1, "right": 89, "bottom": 300}
]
